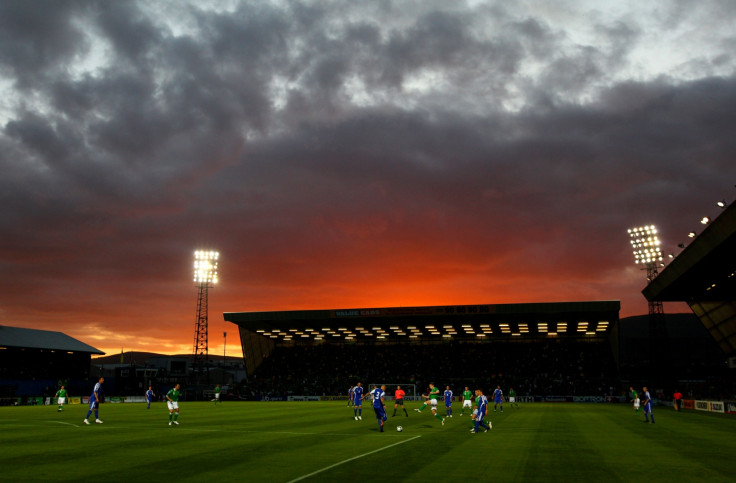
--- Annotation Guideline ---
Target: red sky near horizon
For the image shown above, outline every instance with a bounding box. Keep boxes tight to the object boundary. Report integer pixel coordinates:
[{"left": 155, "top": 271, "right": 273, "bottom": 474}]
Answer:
[{"left": 0, "top": 1, "right": 732, "bottom": 359}]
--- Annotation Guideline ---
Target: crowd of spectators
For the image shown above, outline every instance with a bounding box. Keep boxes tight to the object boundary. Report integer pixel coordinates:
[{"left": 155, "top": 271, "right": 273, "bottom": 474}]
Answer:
[{"left": 236, "top": 339, "right": 620, "bottom": 399}]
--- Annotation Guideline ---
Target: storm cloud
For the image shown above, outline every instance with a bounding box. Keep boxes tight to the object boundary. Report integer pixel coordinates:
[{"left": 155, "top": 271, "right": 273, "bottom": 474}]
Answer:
[{"left": 1, "top": 0, "right": 735, "bottom": 355}]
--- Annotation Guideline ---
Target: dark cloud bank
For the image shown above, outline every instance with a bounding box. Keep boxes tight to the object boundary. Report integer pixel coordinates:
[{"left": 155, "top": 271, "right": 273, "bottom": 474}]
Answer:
[{"left": 1, "top": 1, "right": 734, "bottom": 349}]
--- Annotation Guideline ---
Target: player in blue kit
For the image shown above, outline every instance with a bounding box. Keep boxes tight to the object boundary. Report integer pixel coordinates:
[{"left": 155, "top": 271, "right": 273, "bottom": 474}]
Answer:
[
  {"left": 353, "top": 382, "right": 364, "bottom": 420},
  {"left": 83, "top": 377, "right": 104, "bottom": 425},
  {"left": 471, "top": 389, "right": 492, "bottom": 433},
  {"left": 642, "top": 386, "right": 655, "bottom": 424},
  {"left": 370, "top": 384, "right": 388, "bottom": 432},
  {"left": 145, "top": 386, "right": 155, "bottom": 409},
  {"left": 444, "top": 386, "right": 453, "bottom": 418},
  {"left": 493, "top": 385, "right": 504, "bottom": 412}
]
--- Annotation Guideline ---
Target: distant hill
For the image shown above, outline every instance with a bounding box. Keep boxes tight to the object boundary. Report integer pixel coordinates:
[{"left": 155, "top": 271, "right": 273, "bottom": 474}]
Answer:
[
  {"left": 91, "top": 351, "right": 170, "bottom": 365},
  {"left": 91, "top": 351, "right": 241, "bottom": 365}
]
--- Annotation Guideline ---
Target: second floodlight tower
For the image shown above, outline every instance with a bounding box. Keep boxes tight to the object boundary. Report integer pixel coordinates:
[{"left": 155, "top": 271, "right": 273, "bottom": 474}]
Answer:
[
  {"left": 628, "top": 225, "right": 670, "bottom": 380},
  {"left": 628, "top": 225, "right": 664, "bottom": 316},
  {"left": 193, "top": 250, "right": 219, "bottom": 380}
]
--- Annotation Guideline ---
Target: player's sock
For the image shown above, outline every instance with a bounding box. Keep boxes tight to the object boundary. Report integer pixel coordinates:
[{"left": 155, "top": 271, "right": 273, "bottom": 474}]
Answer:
[
  {"left": 392, "top": 410, "right": 396, "bottom": 416},
  {"left": 174, "top": 413, "right": 178, "bottom": 421},
  {"left": 435, "top": 414, "right": 443, "bottom": 422},
  {"left": 418, "top": 403, "right": 427, "bottom": 411},
  {"left": 354, "top": 408, "right": 357, "bottom": 417},
  {"left": 403, "top": 408, "right": 408, "bottom": 416},
  {"left": 169, "top": 413, "right": 173, "bottom": 421},
  {"left": 358, "top": 408, "right": 362, "bottom": 416},
  {"left": 473, "top": 420, "right": 479, "bottom": 433},
  {"left": 86, "top": 410, "right": 92, "bottom": 419},
  {"left": 94, "top": 410, "right": 99, "bottom": 419}
]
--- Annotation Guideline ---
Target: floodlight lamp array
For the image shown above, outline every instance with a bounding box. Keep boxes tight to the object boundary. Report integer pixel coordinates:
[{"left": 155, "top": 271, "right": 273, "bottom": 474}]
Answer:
[
  {"left": 193, "top": 250, "right": 219, "bottom": 283},
  {"left": 254, "top": 320, "right": 608, "bottom": 342},
  {"left": 628, "top": 225, "right": 662, "bottom": 264}
]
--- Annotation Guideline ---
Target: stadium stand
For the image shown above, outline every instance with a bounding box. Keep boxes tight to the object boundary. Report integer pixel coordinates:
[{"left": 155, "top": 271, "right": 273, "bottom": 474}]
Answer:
[
  {"left": 226, "top": 301, "right": 622, "bottom": 399},
  {"left": 642, "top": 200, "right": 736, "bottom": 358},
  {"left": 0, "top": 326, "right": 104, "bottom": 404}
]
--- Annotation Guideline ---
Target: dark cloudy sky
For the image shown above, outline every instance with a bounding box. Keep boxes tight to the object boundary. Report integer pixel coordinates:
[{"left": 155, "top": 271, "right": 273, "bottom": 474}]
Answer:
[{"left": 1, "top": 0, "right": 735, "bottom": 357}]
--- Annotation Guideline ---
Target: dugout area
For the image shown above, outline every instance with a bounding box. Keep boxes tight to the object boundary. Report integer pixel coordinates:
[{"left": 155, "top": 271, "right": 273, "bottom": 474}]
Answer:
[{"left": 225, "top": 300, "right": 620, "bottom": 378}]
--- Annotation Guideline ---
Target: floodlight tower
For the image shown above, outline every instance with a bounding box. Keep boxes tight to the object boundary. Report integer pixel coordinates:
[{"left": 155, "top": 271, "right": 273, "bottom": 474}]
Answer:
[
  {"left": 193, "top": 250, "right": 219, "bottom": 385},
  {"left": 628, "top": 226, "right": 664, "bottom": 316},
  {"left": 627, "top": 225, "right": 669, "bottom": 380}
]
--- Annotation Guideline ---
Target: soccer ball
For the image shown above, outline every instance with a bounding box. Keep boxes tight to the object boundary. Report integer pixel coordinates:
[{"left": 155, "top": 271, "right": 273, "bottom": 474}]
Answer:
[{"left": 396, "top": 426, "right": 403, "bottom": 432}]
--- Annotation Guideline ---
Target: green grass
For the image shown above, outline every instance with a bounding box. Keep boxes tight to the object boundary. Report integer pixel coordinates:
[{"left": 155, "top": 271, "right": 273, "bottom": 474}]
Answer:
[{"left": 1, "top": 401, "right": 734, "bottom": 482}]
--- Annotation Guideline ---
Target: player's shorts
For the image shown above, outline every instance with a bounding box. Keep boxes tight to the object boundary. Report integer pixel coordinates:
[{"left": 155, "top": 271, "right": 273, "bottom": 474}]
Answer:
[
  {"left": 57, "top": 397, "right": 66, "bottom": 405},
  {"left": 475, "top": 410, "right": 486, "bottom": 421},
  {"left": 494, "top": 398, "right": 502, "bottom": 404},
  {"left": 429, "top": 398, "right": 438, "bottom": 407},
  {"left": 394, "top": 398, "right": 404, "bottom": 405},
  {"left": 88, "top": 399, "right": 98, "bottom": 410},
  {"left": 634, "top": 398, "right": 640, "bottom": 408},
  {"left": 463, "top": 400, "right": 472, "bottom": 408},
  {"left": 445, "top": 400, "right": 452, "bottom": 407},
  {"left": 215, "top": 393, "right": 220, "bottom": 400},
  {"left": 167, "top": 401, "right": 179, "bottom": 411},
  {"left": 373, "top": 405, "right": 387, "bottom": 421},
  {"left": 354, "top": 398, "right": 362, "bottom": 406},
  {"left": 509, "top": 397, "right": 516, "bottom": 403}
]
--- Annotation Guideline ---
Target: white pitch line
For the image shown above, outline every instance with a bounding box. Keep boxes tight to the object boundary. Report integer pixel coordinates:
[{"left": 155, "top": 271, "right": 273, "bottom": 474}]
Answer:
[
  {"left": 46, "top": 421, "right": 81, "bottom": 428},
  {"left": 173, "top": 427, "right": 404, "bottom": 438},
  {"left": 287, "top": 435, "right": 421, "bottom": 483}
]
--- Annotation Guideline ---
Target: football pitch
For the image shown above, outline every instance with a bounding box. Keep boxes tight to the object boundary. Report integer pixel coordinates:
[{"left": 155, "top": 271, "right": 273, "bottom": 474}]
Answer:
[{"left": 1, "top": 401, "right": 734, "bottom": 482}]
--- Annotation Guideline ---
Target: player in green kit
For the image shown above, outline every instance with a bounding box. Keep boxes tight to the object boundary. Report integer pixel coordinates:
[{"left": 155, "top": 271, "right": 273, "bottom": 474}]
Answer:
[
  {"left": 508, "top": 387, "right": 520, "bottom": 408},
  {"left": 214, "top": 384, "right": 221, "bottom": 405},
  {"left": 166, "top": 383, "right": 181, "bottom": 425},
  {"left": 54, "top": 385, "right": 68, "bottom": 412},
  {"left": 460, "top": 387, "right": 473, "bottom": 416},
  {"left": 414, "top": 382, "right": 445, "bottom": 425},
  {"left": 630, "top": 386, "right": 640, "bottom": 414}
]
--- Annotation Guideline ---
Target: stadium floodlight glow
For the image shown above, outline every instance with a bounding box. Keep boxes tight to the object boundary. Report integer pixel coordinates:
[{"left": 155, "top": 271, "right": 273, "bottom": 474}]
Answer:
[
  {"left": 628, "top": 225, "right": 663, "bottom": 264},
  {"left": 192, "top": 249, "right": 221, "bottom": 383},
  {"left": 717, "top": 200, "right": 727, "bottom": 208},
  {"left": 701, "top": 217, "right": 710, "bottom": 224},
  {"left": 688, "top": 231, "right": 696, "bottom": 238},
  {"left": 193, "top": 250, "right": 219, "bottom": 283}
]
